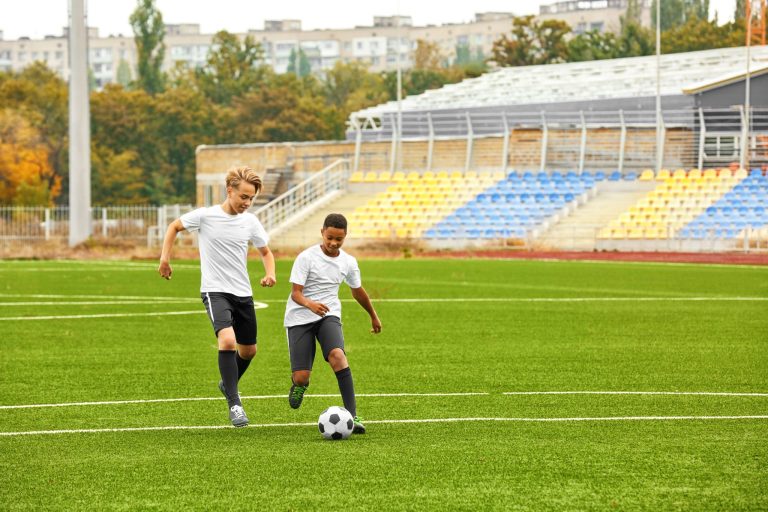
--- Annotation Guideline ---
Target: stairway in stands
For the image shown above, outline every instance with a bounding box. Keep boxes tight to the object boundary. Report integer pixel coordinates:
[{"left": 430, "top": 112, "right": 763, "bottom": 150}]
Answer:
[{"left": 536, "top": 180, "right": 657, "bottom": 250}]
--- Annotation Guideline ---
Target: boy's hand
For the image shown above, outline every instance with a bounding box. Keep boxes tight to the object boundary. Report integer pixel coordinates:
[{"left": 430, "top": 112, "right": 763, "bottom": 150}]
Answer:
[
  {"left": 260, "top": 275, "right": 276, "bottom": 287},
  {"left": 371, "top": 316, "right": 382, "bottom": 334},
  {"left": 158, "top": 261, "right": 172, "bottom": 280},
  {"left": 307, "top": 300, "right": 329, "bottom": 317}
]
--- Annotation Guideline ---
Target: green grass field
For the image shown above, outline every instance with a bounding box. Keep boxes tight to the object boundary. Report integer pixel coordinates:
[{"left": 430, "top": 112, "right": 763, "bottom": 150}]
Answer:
[{"left": 1, "top": 257, "right": 767, "bottom": 510}]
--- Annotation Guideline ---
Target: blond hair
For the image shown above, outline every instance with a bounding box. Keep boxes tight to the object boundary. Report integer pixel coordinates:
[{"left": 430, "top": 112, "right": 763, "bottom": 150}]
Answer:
[{"left": 225, "top": 166, "right": 262, "bottom": 194}]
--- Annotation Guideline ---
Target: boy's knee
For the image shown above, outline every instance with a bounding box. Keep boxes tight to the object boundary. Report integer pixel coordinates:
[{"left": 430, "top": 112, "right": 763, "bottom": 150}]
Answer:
[
  {"left": 217, "top": 331, "right": 237, "bottom": 350},
  {"left": 238, "top": 345, "right": 256, "bottom": 360},
  {"left": 328, "top": 348, "right": 347, "bottom": 367},
  {"left": 292, "top": 371, "right": 310, "bottom": 387}
]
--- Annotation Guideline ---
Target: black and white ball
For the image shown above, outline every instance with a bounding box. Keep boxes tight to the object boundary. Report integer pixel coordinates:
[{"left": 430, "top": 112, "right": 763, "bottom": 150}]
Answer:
[{"left": 318, "top": 406, "right": 354, "bottom": 440}]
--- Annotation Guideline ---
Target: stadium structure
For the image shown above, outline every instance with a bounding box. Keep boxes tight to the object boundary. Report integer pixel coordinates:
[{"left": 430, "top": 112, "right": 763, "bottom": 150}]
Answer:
[
  {"left": 192, "top": 45, "right": 768, "bottom": 253},
  {"left": 193, "top": 46, "right": 768, "bottom": 254}
]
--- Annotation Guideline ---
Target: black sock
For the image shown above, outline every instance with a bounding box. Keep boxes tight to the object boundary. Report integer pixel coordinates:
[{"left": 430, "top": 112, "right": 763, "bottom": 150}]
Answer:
[
  {"left": 218, "top": 350, "right": 240, "bottom": 406},
  {"left": 236, "top": 352, "right": 252, "bottom": 380},
  {"left": 335, "top": 367, "right": 356, "bottom": 417}
]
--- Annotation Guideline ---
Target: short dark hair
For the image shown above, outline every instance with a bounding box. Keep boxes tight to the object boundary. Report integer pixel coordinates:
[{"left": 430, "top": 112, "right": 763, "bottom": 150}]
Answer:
[{"left": 323, "top": 213, "right": 347, "bottom": 231}]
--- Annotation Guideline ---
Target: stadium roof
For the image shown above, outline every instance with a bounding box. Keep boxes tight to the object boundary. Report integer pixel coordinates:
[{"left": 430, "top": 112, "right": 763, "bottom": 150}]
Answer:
[{"left": 351, "top": 46, "right": 768, "bottom": 120}]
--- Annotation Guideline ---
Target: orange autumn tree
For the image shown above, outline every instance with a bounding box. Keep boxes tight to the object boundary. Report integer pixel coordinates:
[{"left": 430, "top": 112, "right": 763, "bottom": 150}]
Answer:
[{"left": 0, "top": 109, "right": 60, "bottom": 205}]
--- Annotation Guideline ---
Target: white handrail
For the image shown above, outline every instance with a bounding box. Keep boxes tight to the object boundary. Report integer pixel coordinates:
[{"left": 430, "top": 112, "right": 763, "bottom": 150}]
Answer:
[{"left": 252, "top": 159, "right": 350, "bottom": 234}]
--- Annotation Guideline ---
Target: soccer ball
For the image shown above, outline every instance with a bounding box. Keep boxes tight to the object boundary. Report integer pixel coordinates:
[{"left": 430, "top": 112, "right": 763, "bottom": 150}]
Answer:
[{"left": 318, "top": 406, "right": 354, "bottom": 440}]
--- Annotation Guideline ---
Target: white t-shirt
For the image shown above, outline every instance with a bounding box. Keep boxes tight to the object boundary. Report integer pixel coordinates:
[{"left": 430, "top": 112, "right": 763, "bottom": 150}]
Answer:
[
  {"left": 284, "top": 245, "right": 362, "bottom": 327},
  {"left": 180, "top": 205, "right": 269, "bottom": 297}
]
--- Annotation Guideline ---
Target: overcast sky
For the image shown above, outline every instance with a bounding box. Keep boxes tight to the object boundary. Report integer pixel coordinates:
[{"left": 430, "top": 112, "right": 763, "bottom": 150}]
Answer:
[{"left": 1, "top": 0, "right": 737, "bottom": 40}]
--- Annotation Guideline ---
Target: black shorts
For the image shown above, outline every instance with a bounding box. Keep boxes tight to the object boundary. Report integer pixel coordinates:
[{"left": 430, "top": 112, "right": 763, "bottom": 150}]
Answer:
[
  {"left": 286, "top": 316, "right": 345, "bottom": 372},
  {"left": 201, "top": 292, "right": 257, "bottom": 345}
]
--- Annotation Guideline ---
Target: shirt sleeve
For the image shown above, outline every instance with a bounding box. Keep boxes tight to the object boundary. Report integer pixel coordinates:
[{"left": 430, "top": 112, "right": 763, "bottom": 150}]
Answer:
[
  {"left": 344, "top": 256, "right": 362, "bottom": 289},
  {"left": 289, "top": 252, "right": 311, "bottom": 286},
  {"left": 180, "top": 207, "right": 204, "bottom": 232},
  {"left": 249, "top": 215, "right": 270, "bottom": 248}
]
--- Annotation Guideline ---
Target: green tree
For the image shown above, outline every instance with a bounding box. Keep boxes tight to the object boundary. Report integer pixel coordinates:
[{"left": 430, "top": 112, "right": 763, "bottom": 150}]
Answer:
[
  {"left": 195, "top": 30, "right": 266, "bottom": 104},
  {"left": 91, "top": 147, "right": 146, "bottom": 205},
  {"left": 490, "top": 16, "right": 571, "bottom": 67},
  {"left": 323, "top": 61, "right": 388, "bottom": 112},
  {"left": 228, "top": 74, "right": 338, "bottom": 142},
  {"left": 617, "top": 8, "right": 654, "bottom": 57},
  {"left": 130, "top": 0, "right": 166, "bottom": 95},
  {"left": 567, "top": 30, "right": 621, "bottom": 62},
  {"left": 116, "top": 59, "right": 132, "bottom": 87},
  {"left": 661, "top": 14, "right": 745, "bottom": 53},
  {"left": 287, "top": 48, "right": 311, "bottom": 77},
  {"left": 651, "top": 0, "right": 711, "bottom": 30}
]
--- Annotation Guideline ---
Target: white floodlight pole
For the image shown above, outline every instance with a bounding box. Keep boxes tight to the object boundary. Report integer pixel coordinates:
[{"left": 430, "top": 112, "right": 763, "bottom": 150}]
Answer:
[
  {"left": 396, "top": 0, "right": 403, "bottom": 173},
  {"left": 68, "top": 0, "right": 91, "bottom": 246},
  {"left": 742, "top": 7, "right": 753, "bottom": 170},
  {"left": 655, "top": 0, "right": 662, "bottom": 172}
]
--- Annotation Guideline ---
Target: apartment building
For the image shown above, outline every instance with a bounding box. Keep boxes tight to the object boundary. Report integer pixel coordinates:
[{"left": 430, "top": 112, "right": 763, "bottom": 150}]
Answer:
[{"left": 0, "top": 1, "right": 651, "bottom": 87}]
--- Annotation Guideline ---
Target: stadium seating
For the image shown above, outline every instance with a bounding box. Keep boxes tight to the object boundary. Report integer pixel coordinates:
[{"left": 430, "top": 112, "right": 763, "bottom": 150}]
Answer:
[
  {"left": 346, "top": 171, "right": 497, "bottom": 238},
  {"left": 423, "top": 170, "right": 598, "bottom": 240},
  {"left": 679, "top": 169, "right": 768, "bottom": 239},
  {"left": 598, "top": 168, "right": 746, "bottom": 239}
]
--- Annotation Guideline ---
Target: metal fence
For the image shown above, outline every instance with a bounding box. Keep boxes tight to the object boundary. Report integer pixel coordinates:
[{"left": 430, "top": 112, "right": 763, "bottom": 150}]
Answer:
[
  {"left": 0, "top": 205, "right": 194, "bottom": 248},
  {"left": 349, "top": 107, "right": 768, "bottom": 174}
]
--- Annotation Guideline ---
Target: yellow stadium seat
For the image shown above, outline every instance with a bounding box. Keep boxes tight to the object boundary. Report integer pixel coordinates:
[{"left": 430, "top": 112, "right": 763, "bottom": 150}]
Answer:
[
  {"left": 734, "top": 168, "right": 748, "bottom": 179},
  {"left": 423, "top": 171, "right": 435, "bottom": 180},
  {"left": 673, "top": 169, "right": 687, "bottom": 180},
  {"left": 639, "top": 169, "right": 654, "bottom": 181},
  {"left": 349, "top": 171, "right": 364, "bottom": 183},
  {"left": 363, "top": 171, "right": 378, "bottom": 182},
  {"left": 491, "top": 170, "right": 506, "bottom": 181},
  {"left": 450, "top": 171, "right": 464, "bottom": 180},
  {"left": 688, "top": 168, "right": 702, "bottom": 179},
  {"left": 465, "top": 171, "right": 478, "bottom": 180},
  {"left": 436, "top": 171, "right": 449, "bottom": 180},
  {"left": 406, "top": 171, "right": 420, "bottom": 181},
  {"left": 718, "top": 168, "right": 733, "bottom": 178},
  {"left": 702, "top": 169, "right": 718, "bottom": 179},
  {"left": 392, "top": 171, "right": 406, "bottom": 182},
  {"left": 377, "top": 171, "right": 392, "bottom": 182},
  {"left": 656, "top": 169, "right": 671, "bottom": 180}
]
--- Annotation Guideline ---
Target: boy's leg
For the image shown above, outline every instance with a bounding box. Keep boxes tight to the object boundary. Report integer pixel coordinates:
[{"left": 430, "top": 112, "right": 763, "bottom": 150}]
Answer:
[
  {"left": 232, "top": 296, "right": 257, "bottom": 381},
  {"left": 286, "top": 323, "right": 317, "bottom": 409},
  {"left": 203, "top": 293, "right": 248, "bottom": 427},
  {"left": 318, "top": 317, "right": 364, "bottom": 433}
]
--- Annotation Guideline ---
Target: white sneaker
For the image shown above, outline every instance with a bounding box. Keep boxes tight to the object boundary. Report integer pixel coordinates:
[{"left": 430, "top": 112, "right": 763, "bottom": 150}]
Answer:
[{"left": 229, "top": 404, "right": 249, "bottom": 427}]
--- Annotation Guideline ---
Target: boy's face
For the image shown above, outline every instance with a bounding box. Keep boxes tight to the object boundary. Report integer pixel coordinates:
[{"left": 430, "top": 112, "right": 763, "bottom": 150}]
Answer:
[
  {"left": 321, "top": 226, "right": 346, "bottom": 256},
  {"left": 226, "top": 182, "right": 257, "bottom": 213}
]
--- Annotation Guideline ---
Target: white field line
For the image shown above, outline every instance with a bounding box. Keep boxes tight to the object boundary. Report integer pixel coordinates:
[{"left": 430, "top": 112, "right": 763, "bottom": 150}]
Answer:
[
  {"left": 340, "top": 297, "right": 768, "bottom": 303},
  {"left": 0, "top": 294, "right": 197, "bottom": 301},
  {"left": 0, "top": 301, "right": 200, "bottom": 306},
  {"left": 0, "top": 296, "right": 766, "bottom": 321},
  {"left": 0, "top": 392, "right": 490, "bottom": 410},
  {"left": 2, "top": 415, "right": 767, "bottom": 437},
  {"left": 3, "top": 390, "right": 766, "bottom": 411},
  {"left": 504, "top": 391, "right": 768, "bottom": 397},
  {"left": 0, "top": 301, "right": 270, "bottom": 320}
]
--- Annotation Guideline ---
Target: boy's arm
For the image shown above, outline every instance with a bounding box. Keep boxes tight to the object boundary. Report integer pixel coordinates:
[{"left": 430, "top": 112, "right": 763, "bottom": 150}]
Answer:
[
  {"left": 350, "top": 286, "right": 382, "bottom": 334},
  {"left": 291, "top": 283, "right": 329, "bottom": 317},
  {"left": 158, "top": 219, "right": 186, "bottom": 280},
  {"left": 257, "top": 246, "right": 276, "bottom": 287}
]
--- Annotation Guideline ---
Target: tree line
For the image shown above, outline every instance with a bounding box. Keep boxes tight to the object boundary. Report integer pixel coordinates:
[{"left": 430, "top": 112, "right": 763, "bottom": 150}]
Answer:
[{"left": 0, "top": 0, "right": 751, "bottom": 206}]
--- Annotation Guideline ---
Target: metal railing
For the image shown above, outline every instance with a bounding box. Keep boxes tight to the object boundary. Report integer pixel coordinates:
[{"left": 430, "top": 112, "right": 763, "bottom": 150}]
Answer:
[
  {"left": 348, "top": 107, "right": 768, "bottom": 173},
  {"left": 252, "top": 159, "right": 350, "bottom": 234},
  {"left": 0, "top": 205, "right": 194, "bottom": 248}
]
